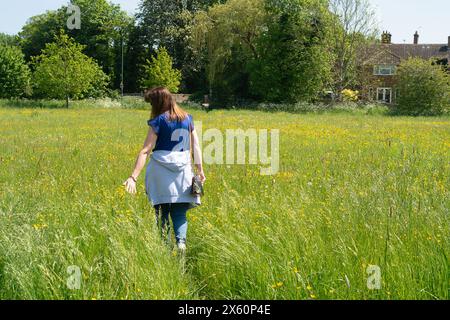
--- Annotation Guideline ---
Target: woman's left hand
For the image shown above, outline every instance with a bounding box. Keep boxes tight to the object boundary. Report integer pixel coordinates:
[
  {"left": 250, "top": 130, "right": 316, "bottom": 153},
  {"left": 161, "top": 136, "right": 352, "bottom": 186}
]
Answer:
[
  {"left": 198, "top": 171, "right": 206, "bottom": 184},
  {"left": 123, "top": 177, "right": 137, "bottom": 194}
]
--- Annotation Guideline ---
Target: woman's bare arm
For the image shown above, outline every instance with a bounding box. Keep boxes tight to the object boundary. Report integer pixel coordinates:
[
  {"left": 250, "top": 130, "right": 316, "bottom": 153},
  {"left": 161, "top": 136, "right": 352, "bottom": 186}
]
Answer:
[
  {"left": 123, "top": 128, "right": 158, "bottom": 194},
  {"left": 191, "top": 129, "right": 206, "bottom": 183}
]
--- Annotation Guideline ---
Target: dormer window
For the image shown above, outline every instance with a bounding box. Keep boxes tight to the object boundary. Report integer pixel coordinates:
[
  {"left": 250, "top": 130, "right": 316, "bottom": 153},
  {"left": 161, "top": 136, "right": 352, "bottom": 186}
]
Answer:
[{"left": 374, "top": 65, "right": 396, "bottom": 76}]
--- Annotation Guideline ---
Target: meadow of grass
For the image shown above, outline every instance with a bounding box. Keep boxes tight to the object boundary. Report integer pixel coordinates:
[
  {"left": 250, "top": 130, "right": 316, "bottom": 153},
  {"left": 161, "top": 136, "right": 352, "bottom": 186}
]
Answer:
[{"left": 0, "top": 102, "right": 448, "bottom": 300}]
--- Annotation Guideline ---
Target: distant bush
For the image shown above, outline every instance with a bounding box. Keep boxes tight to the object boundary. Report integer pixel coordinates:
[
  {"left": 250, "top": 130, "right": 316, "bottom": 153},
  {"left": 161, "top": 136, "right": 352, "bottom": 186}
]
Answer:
[
  {"left": 240, "top": 101, "right": 388, "bottom": 115},
  {"left": 120, "top": 96, "right": 148, "bottom": 109},
  {"left": 0, "top": 98, "right": 125, "bottom": 109},
  {"left": 0, "top": 45, "right": 31, "bottom": 98},
  {"left": 341, "top": 89, "right": 359, "bottom": 102},
  {"left": 395, "top": 58, "right": 450, "bottom": 116},
  {"left": 0, "top": 97, "right": 390, "bottom": 116}
]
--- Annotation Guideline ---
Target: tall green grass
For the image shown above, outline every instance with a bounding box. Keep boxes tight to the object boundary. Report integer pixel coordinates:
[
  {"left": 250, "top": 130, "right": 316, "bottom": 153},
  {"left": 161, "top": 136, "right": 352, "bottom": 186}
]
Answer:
[
  {"left": 0, "top": 106, "right": 448, "bottom": 300},
  {"left": 0, "top": 108, "right": 197, "bottom": 299}
]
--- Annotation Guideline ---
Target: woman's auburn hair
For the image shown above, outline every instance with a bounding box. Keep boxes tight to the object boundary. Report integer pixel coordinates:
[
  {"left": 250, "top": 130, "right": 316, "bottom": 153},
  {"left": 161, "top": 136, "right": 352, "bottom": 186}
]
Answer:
[{"left": 144, "top": 87, "right": 188, "bottom": 122}]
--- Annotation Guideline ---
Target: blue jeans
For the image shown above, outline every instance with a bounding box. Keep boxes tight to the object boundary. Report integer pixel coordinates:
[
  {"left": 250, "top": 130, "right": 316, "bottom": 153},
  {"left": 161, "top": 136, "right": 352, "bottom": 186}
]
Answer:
[{"left": 154, "top": 203, "right": 189, "bottom": 245}]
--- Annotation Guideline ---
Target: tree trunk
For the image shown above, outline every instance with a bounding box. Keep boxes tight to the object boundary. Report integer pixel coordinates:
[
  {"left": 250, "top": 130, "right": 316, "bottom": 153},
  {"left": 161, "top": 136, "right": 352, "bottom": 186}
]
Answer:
[{"left": 66, "top": 95, "right": 69, "bottom": 109}]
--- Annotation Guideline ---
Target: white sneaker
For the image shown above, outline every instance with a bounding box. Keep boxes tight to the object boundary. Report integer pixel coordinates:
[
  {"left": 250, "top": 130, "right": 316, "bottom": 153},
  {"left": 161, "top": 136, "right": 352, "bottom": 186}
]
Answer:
[{"left": 177, "top": 242, "right": 187, "bottom": 251}]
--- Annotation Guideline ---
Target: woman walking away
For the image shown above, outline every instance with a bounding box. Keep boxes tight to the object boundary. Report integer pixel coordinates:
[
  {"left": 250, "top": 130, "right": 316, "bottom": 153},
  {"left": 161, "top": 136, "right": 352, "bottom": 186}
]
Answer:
[{"left": 123, "top": 87, "right": 206, "bottom": 252}]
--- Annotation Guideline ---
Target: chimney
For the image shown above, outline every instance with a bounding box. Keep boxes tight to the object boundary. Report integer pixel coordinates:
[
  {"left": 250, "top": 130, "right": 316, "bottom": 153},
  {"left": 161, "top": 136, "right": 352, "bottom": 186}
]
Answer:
[
  {"left": 381, "top": 31, "right": 392, "bottom": 44},
  {"left": 414, "top": 31, "right": 419, "bottom": 45}
]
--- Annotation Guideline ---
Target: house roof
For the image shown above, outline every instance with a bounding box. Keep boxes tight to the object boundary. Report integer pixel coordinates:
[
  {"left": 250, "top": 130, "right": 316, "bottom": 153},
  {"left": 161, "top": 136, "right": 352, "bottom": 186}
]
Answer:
[
  {"left": 362, "top": 43, "right": 449, "bottom": 65},
  {"left": 388, "top": 44, "right": 448, "bottom": 59}
]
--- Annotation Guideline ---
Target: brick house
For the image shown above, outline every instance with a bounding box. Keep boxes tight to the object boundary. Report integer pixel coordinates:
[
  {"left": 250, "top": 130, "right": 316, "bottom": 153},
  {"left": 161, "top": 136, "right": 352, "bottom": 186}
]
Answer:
[{"left": 360, "top": 32, "right": 450, "bottom": 104}]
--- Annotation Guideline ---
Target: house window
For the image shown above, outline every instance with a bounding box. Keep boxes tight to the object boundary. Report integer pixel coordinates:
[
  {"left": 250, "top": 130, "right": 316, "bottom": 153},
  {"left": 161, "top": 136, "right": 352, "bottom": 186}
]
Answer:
[
  {"left": 377, "top": 88, "right": 392, "bottom": 104},
  {"left": 374, "top": 65, "right": 396, "bottom": 76}
]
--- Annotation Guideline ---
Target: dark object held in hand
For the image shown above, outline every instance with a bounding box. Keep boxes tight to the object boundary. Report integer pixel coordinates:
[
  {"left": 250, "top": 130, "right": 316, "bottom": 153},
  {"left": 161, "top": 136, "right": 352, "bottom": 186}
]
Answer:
[{"left": 191, "top": 175, "right": 204, "bottom": 196}]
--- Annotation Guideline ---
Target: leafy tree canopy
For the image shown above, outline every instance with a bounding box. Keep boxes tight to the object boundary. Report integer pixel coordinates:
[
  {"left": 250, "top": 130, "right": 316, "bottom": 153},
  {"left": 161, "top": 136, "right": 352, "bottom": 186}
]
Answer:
[
  {"left": 140, "top": 47, "right": 182, "bottom": 93},
  {"left": 0, "top": 45, "right": 31, "bottom": 98},
  {"left": 251, "top": 0, "right": 334, "bottom": 103},
  {"left": 192, "top": 0, "right": 333, "bottom": 103},
  {"left": 0, "top": 33, "right": 20, "bottom": 46},
  {"left": 32, "top": 32, "right": 109, "bottom": 107},
  {"left": 19, "top": 0, "right": 131, "bottom": 88},
  {"left": 136, "top": 0, "right": 221, "bottom": 92}
]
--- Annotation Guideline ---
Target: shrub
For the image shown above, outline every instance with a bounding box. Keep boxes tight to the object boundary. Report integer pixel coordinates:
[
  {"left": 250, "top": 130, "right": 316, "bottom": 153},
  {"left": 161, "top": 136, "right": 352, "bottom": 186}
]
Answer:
[
  {"left": 0, "top": 45, "right": 31, "bottom": 98},
  {"left": 341, "top": 89, "right": 359, "bottom": 102},
  {"left": 395, "top": 58, "right": 450, "bottom": 116}
]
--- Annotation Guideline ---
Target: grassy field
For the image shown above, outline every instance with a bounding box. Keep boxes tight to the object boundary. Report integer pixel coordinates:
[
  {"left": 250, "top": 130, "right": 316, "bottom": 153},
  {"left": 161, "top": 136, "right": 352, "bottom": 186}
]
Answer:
[{"left": 0, "top": 104, "right": 448, "bottom": 300}]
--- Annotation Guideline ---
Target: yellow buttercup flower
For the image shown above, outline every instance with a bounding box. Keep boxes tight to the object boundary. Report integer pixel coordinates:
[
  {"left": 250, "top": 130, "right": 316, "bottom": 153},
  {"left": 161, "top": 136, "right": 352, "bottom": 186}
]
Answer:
[
  {"left": 33, "top": 223, "right": 48, "bottom": 230},
  {"left": 271, "top": 282, "right": 283, "bottom": 289}
]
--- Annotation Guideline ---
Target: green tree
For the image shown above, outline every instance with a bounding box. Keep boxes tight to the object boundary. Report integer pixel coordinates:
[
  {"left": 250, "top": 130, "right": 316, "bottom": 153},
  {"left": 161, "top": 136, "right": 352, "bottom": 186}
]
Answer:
[
  {"left": 249, "top": 0, "right": 333, "bottom": 103},
  {"left": 19, "top": 10, "right": 64, "bottom": 60},
  {"left": 0, "top": 33, "right": 20, "bottom": 46},
  {"left": 140, "top": 47, "right": 182, "bottom": 93},
  {"left": 136, "top": 0, "right": 219, "bottom": 92},
  {"left": 19, "top": 0, "right": 131, "bottom": 90},
  {"left": 192, "top": 0, "right": 333, "bottom": 104},
  {"left": 328, "top": 0, "right": 378, "bottom": 96},
  {"left": 0, "top": 45, "right": 31, "bottom": 98},
  {"left": 68, "top": 0, "right": 132, "bottom": 90},
  {"left": 32, "top": 32, "right": 109, "bottom": 108},
  {"left": 395, "top": 58, "right": 450, "bottom": 116},
  {"left": 191, "top": 0, "right": 267, "bottom": 103}
]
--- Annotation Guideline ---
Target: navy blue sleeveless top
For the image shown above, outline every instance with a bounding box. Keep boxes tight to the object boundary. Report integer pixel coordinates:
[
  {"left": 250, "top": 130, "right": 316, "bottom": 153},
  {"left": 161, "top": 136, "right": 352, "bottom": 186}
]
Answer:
[{"left": 147, "top": 111, "right": 194, "bottom": 152}]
